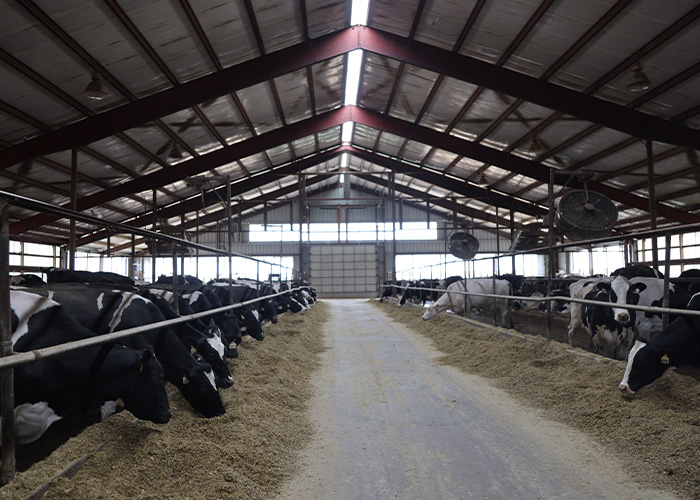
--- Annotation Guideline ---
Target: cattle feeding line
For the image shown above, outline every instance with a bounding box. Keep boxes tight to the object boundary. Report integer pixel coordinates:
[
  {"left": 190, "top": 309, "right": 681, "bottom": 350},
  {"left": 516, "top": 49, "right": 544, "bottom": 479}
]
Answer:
[
  {"left": 396, "top": 284, "right": 700, "bottom": 319},
  {"left": 0, "top": 190, "right": 304, "bottom": 482},
  {"left": 0, "top": 288, "right": 302, "bottom": 372}
]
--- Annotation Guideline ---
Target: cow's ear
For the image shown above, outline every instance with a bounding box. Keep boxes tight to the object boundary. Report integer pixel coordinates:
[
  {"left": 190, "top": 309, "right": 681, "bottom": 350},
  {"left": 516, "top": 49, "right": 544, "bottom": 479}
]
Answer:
[
  {"left": 139, "top": 346, "right": 155, "bottom": 372},
  {"left": 633, "top": 283, "right": 647, "bottom": 294}
]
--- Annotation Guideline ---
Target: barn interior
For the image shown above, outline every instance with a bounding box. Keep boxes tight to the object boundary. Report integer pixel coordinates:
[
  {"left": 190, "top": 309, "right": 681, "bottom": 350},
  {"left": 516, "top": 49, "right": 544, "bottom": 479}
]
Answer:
[{"left": 2, "top": 1, "right": 700, "bottom": 496}]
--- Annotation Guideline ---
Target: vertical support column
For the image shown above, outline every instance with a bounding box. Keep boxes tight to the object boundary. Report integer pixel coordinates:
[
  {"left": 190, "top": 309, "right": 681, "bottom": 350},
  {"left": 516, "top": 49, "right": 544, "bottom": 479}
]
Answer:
[
  {"left": 298, "top": 175, "right": 305, "bottom": 280},
  {"left": 171, "top": 243, "right": 179, "bottom": 315},
  {"left": 226, "top": 177, "right": 233, "bottom": 305},
  {"left": 152, "top": 189, "right": 157, "bottom": 283},
  {"left": 195, "top": 210, "right": 200, "bottom": 280},
  {"left": 662, "top": 232, "right": 671, "bottom": 329},
  {"left": 130, "top": 234, "right": 136, "bottom": 279},
  {"left": 510, "top": 207, "right": 516, "bottom": 274},
  {"left": 0, "top": 199, "right": 15, "bottom": 484},
  {"left": 69, "top": 148, "right": 77, "bottom": 270},
  {"left": 180, "top": 208, "right": 186, "bottom": 276},
  {"left": 546, "top": 169, "right": 555, "bottom": 339},
  {"left": 495, "top": 207, "right": 500, "bottom": 275},
  {"left": 390, "top": 172, "right": 397, "bottom": 283},
  {"left": 646, "top": 138, "right": 659, "bottom": 270}
]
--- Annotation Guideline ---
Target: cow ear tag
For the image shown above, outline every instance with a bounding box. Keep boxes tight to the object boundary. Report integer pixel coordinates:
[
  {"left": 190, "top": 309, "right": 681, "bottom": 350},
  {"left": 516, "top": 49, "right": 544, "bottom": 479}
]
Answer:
[{"left": 660, "top": 353, "right": 670, "bottom": 365}]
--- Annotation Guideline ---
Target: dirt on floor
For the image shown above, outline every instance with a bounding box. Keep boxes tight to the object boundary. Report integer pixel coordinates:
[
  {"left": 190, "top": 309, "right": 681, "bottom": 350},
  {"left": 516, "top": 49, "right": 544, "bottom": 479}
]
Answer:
[
  {"left": 375, "top": 299, "right": 700, "bottom": 500},
  {"left": 0, "top": 302, "right": 328, "bottom": 500}
]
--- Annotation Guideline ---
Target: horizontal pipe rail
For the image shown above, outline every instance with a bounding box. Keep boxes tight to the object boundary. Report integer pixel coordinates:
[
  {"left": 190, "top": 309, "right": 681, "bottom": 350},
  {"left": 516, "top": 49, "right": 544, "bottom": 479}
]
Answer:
[
  {"left": 0, "top": 191, "right": 296, "bottom": 272},
  {"left": 0, "top": 288, "right": 302, "bottom": 371}
]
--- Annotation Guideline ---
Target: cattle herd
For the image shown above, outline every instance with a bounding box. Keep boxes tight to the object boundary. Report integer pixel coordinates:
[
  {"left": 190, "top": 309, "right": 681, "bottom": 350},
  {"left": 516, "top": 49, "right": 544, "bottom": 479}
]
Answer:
[
  {"left": 384, "top": 264, "right": 700, "bottom": 397},
  {"left": 6, "top": 269, "right": 316, "bottom": 446}
]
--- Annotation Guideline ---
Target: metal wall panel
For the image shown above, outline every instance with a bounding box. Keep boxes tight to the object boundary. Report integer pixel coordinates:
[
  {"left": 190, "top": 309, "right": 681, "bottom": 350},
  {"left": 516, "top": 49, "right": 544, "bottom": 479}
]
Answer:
[{"left": 309, "top": 244, "right": 378, "bottom": 298}]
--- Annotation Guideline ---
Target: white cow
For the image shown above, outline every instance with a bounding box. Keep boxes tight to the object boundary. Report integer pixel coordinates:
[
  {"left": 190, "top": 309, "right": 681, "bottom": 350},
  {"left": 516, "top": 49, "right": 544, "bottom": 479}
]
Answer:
[{"left": 422, "top": 278, "right": 513, "bottom": 328}]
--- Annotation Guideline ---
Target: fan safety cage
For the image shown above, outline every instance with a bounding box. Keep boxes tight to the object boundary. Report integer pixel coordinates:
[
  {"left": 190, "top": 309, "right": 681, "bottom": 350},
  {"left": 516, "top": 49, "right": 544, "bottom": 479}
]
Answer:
[
  {"left": 555, "top": 190, "right": 618, "bottom": 241},
  {"left": 448, "top": 232, "right": 480, "bottom": 260}
]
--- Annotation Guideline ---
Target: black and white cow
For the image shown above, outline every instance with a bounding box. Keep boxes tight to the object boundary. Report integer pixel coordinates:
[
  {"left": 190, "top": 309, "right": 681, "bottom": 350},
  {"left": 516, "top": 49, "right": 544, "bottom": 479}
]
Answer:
[
  {"left": 179, "top": 289, "right": 242, "bottom": 358},
  {"left": 210, "top": 278, "right": 279, "bottom": 325},
  {"left": 619, "top": 292, "right": 700, "bottom": 395},
  {"left": 572, "top": 276, "right": 692, "bottom": 359},
  {"left": 9, "top": 274, "right": 45, "bottom": 286},
  {"left": 580, "top": 279, "right": 642, "bottom": 359},
  {"left": 611, "top": 264, "right": 664, "bottom": 279},
  {"left": 422, "top": 278, "right": 513, "bottom": 328},
  {"left": 20, "top": 283, "right": 226, "bottom": 418},
  {"left": 274, "top": 282, "right": 307, "bottom": 314},
  {"left": 398, "top": 279, "right": 442, "bottom": 306},
  {"left": 7, "top": 289, "right": 171, "bottom": 443},
  {"left": 140, "top": 288, "right": 233, "bottom": 388}
]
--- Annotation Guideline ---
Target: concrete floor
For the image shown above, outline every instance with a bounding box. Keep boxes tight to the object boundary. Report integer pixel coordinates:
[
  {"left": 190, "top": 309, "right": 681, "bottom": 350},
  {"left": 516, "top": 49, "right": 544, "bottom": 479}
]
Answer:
[{"left": 276, "top": 299, "right": 677, "bottom": 500}]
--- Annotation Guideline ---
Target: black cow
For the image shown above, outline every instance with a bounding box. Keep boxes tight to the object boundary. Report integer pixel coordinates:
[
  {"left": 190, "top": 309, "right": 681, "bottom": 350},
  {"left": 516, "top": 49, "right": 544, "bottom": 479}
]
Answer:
[
  {"left": 21, "top": 283, "right": 226, "bottom": 418},
  {"left": 379, "top": 280, "right": 395, "bottom": 302},
  {"left": 42, "top": 267, "right": 135, "bottom": 286},
  {"left": 675, "top": 269, "right": 700, "bottom": 295},
  {"left": 156, "top": 274, "right": 203, "bottom": 285},
  {"left": 9, "top": 289, "right": 171, "bottom": 443},
  {"left": 620, "top": 292, "right": 700, "bottom": 395},
  {"left": 611, "top": 264, "right": 664, "bottom": 279}
]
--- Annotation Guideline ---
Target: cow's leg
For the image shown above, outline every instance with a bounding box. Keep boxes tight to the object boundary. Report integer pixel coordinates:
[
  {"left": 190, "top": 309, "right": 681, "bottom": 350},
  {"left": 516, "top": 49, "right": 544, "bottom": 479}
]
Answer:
[{"left": 567, "top": 303, "right": 582, "bottom": 346}]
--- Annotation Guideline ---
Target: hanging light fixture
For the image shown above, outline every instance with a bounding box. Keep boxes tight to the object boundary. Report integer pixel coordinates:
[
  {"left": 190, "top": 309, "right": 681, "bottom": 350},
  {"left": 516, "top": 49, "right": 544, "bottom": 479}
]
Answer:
[
  {"left": 83, "top": 71, "right": 107, "bottom": 100},
  {"left": 626, "top": 63, "right": 651, "bottom": 92},
  {"left": 528, "top": 137, "right": 543, "bottom": 155},
  {"left": 477, "top": 173, "right": 489, "bottom": 186}
]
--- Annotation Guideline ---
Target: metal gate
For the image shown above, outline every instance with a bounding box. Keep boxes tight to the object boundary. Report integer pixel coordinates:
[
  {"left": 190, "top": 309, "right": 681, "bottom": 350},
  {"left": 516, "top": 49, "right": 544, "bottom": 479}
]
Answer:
[{"left": 310, "top": 245, "right": 378, "bottom": 298}]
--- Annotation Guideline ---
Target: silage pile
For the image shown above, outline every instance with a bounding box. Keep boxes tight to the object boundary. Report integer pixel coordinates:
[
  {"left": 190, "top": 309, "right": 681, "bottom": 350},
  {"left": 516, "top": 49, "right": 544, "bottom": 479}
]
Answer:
[
  {"left": 0, "top": 302, "right": 328, "bottom": 500},
  {"left": 374, "top": 300, "right": 700, "bottom": 500}
]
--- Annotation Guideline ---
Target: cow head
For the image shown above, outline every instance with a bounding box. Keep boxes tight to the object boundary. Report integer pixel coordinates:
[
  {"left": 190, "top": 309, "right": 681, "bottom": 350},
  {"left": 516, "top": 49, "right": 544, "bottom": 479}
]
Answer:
[
  {"left": 258, "top": 297, "right": 279, "bottom": 324},
  {"left": 178, "top": 360, "right": 226, "bottom": 418},
  {"left": 599, "top": 276, "right": 644, "bottom": 325},
  {"left": 238, "top": 306, "right": 265, "bottom": 341},
  {"left": 619, "top": 339, "right": 674, "bottom": 395},
  {"left": 122, "top": 346, "right": 171, "bottom": 424}
]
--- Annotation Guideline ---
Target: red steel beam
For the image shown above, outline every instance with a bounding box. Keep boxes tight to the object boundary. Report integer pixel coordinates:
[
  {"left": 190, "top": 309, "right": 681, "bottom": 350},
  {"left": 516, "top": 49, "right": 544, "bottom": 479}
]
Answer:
[{"left": 2, "top": 26, "right": 699, "bottom": 173}]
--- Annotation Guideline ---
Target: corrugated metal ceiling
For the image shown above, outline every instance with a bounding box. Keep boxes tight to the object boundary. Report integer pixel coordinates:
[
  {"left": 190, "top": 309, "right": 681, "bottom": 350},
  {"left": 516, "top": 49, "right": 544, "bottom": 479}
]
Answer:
[{"left": 0, "top": 0, "right": 698, "bottom": 254}]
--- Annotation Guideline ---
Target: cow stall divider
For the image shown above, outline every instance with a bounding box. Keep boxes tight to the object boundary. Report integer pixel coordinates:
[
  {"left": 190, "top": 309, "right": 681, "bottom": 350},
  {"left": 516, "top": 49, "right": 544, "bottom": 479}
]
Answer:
[{"left": 0, "top": 190, "right": 301, "bottom": 484}]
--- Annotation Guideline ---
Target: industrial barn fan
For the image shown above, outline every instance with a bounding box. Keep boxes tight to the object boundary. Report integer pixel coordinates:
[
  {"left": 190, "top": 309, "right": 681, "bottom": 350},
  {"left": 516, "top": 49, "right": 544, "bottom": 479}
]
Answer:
[
  {"left": 555, "top": 188, "right": 618, "bottom": 241},
  {"left": 447, "top": 232, "right": 480, "bottom": 260}
]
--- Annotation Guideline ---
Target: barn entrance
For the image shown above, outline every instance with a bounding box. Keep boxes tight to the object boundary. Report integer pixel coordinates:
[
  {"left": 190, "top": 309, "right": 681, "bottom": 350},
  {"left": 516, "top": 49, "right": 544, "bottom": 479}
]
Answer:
[{"left": 309, "top": 244, "right": 378, "bottom": 298}]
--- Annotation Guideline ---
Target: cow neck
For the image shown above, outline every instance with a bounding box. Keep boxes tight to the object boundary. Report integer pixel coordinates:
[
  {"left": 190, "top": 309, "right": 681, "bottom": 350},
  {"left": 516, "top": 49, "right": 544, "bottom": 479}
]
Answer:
[{"left": 84, "top": 342, "right": 116, "bottom": 407}]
